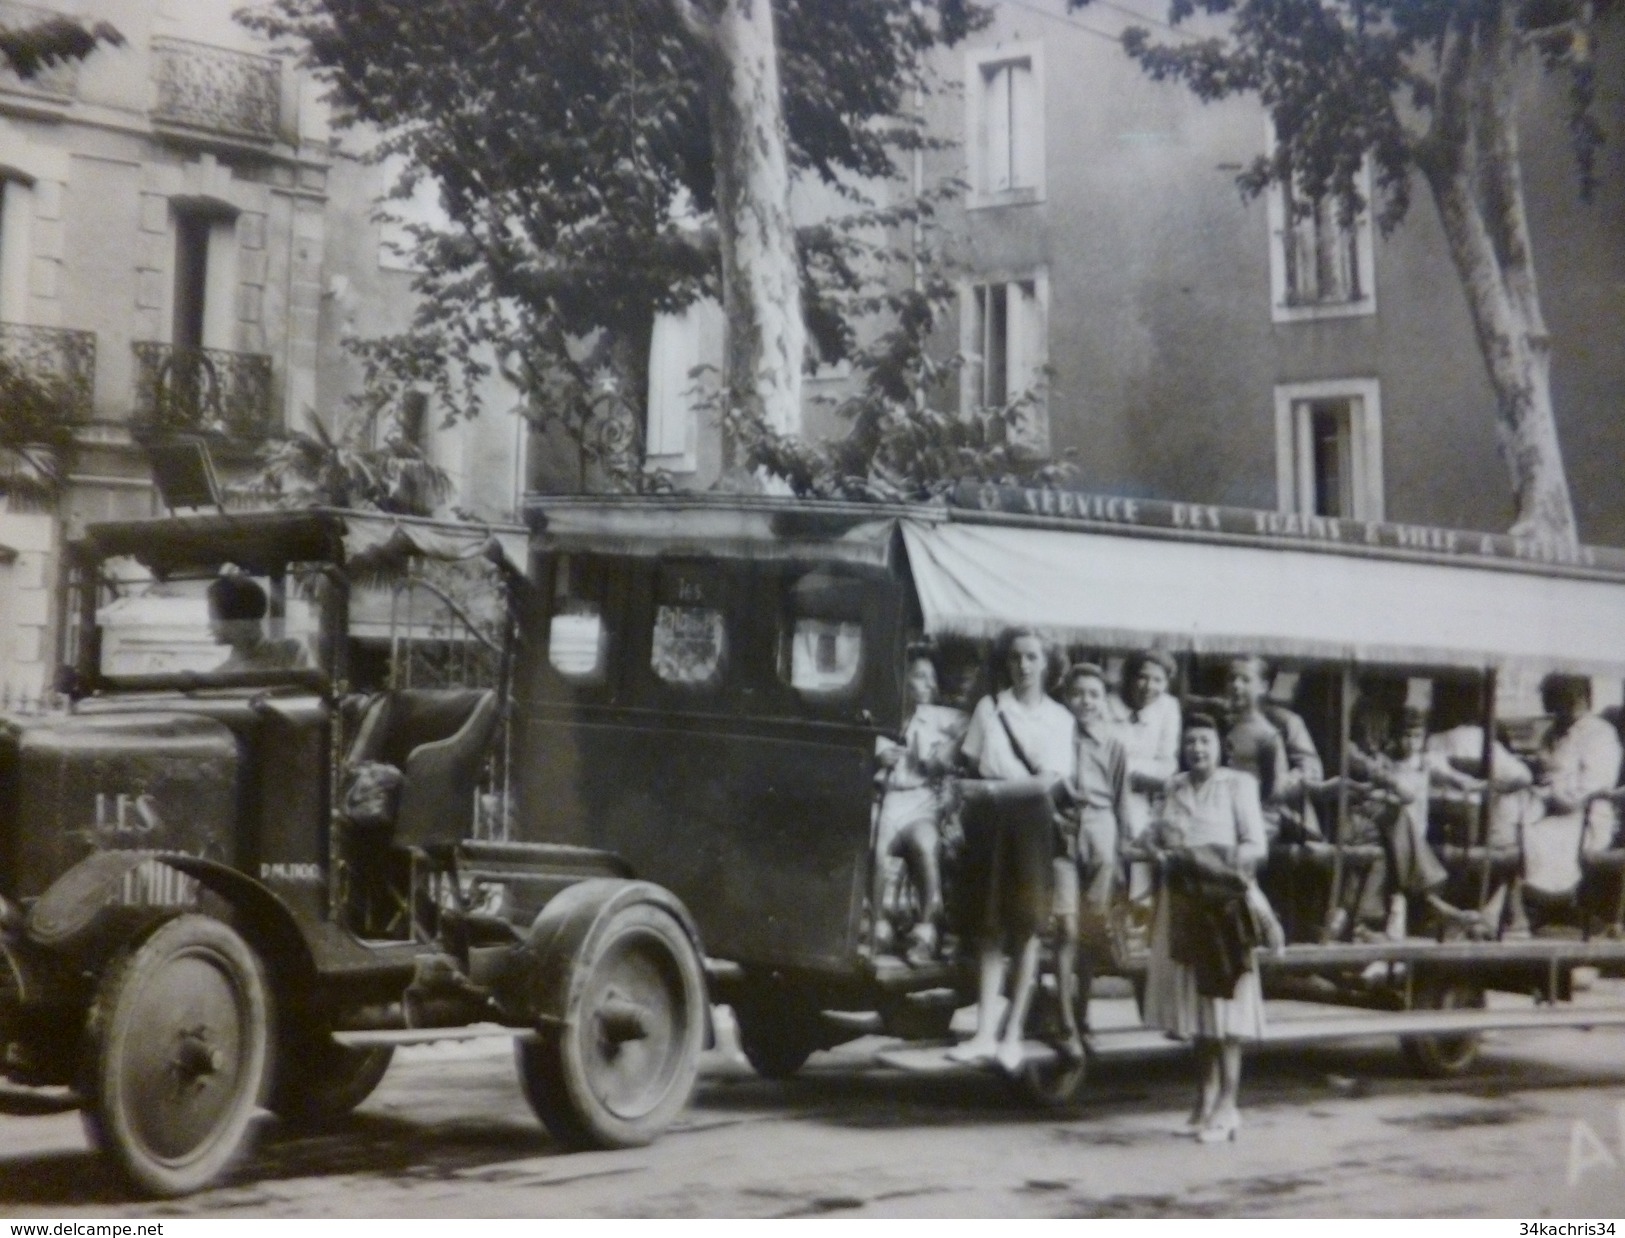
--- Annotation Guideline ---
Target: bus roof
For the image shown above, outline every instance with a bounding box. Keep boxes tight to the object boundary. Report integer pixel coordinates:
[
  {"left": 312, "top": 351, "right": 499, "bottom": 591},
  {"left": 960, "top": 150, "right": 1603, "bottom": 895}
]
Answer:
[
  {"left": 525, "top": 489, "right": 1625, "bottom": 674},
  {"left": 77, "top": 507, "right": 528, "bottom": 578}
]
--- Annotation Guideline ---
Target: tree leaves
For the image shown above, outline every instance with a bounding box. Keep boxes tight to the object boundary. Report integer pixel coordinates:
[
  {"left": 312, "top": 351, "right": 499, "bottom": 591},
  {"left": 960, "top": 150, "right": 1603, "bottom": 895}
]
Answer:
[
  {"left": 0, "top": 361, "right": 78, "bottom": 507},
  {"left": 244, "top": 0, "right": 987, "bottom": 474},
  {"left": 1084, "top": 0, "right": 1612, "bottom": 233},
  {"left": 252, "top": 409, "right": 451, "bottom": 515},
  {"left": 0, "top": 16, "right": 121, "bottom": 80}
]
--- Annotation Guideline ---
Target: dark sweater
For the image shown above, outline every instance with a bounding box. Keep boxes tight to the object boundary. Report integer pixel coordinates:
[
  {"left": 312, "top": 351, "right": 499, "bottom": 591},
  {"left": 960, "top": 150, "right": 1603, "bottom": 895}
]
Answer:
[{"left": 1166, "top": 845, "right": 1260, "bottom": 999}]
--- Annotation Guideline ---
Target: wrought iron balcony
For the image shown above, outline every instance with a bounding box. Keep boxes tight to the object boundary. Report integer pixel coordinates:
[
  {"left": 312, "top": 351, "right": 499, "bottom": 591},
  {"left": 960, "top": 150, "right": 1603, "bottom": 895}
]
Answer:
[
  {"left": 0, "top": 323, "right": 96, "bottom": 422},
  {"left": 132, "top": 342, "right": 274, "bottom": 441},
  {"left": 0, "top": 2, "right": 80, "bottom": 103},
  {"left": 150, "top": 36, "right": 280, "bottom": 143}
]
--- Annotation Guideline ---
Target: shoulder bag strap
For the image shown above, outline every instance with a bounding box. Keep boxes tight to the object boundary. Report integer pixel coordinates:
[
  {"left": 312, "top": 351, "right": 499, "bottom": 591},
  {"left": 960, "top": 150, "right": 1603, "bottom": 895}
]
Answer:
[{"left": 995, "top": 705, "right": 1044, "bottom": 778}]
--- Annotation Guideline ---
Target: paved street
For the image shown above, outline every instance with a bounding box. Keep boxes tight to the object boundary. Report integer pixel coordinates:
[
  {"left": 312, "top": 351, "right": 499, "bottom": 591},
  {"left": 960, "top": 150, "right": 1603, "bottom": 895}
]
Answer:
[{"left": 4, "top": 994, "right": 1625, "bottom": 1218}]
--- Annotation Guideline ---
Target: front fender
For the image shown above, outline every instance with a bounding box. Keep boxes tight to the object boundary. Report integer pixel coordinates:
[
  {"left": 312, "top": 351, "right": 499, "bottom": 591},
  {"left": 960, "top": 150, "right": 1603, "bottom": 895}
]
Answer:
[
  {"left": 25, "top": 850, "right": 170, "bottom": 950},
  {"left": 502, "top": 878, "right": 705, "bottom": 1028},
  {"left": 25, "top": 850, "right": 315, "bottom": 991}
]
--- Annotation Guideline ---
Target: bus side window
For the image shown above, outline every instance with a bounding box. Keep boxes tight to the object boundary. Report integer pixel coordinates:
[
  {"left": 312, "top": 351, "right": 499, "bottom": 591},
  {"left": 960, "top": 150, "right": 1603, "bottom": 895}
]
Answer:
[
  {"left": 780, "top": 570, "right": 865, "bottom": 697},
  {"left": 651, "top": 562, "right": 727, "bottom": 689},
  {"left": 547, "top": 554, "right": 607, "bottom": 682}
]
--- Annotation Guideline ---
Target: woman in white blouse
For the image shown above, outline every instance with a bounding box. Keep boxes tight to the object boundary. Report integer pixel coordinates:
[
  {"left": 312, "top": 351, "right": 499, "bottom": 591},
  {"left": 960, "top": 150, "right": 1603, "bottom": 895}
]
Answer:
[{"left": 949, "top": 626, "right": 1074, "bottom": 1071}]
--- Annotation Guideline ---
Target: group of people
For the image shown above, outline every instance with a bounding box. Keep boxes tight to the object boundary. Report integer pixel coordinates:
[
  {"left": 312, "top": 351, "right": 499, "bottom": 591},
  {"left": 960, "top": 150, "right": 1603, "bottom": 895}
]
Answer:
[
  {"left": 869, "top": 627, "right": 1625, "bottom": 1144},
  {"left": 870, "top": 629, "right": 1269, "bottom": 1142},
  {"left": 1307, "top": 672, "right": 1624, "bottom": 941}
]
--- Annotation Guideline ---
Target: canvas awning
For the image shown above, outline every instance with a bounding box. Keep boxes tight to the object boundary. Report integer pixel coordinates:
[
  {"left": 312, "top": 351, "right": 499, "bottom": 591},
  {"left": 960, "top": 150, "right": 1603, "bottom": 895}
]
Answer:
[
  {"left": 901, "top": 521, "right": 1625, "bottom": 674},
  {"left": 340, "top": 512, "right": 527, "bottom": 576}
]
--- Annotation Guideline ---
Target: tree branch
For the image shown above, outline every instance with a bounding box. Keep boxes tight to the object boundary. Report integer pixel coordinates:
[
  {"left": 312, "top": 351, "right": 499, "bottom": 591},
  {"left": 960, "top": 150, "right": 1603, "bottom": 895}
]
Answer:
[
  {"left": 1415, "top": 12, "right": 1474, "bottom": 180},
  {"left": 1471, "top": 2, "right": 1548, "bottom": 338}
]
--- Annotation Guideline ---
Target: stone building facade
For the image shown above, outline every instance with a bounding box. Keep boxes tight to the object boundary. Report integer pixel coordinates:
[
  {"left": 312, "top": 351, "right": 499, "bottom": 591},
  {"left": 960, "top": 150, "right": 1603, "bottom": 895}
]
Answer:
[
  {"left": 614, "top": 0, "right": 1624, "bottom": 545},
  {"left": 0, "top": 0, "right": 332, "bottom": 695},
  {"left": 921, "top": 0, "right": 1625, "bottom": 543},
  {"left": 0, "top": 0, "right": 526, "bottom": 697}
]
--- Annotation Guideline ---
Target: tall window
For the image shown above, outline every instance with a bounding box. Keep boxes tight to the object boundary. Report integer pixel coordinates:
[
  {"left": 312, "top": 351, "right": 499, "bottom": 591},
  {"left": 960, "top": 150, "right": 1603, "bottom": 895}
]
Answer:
[
  {"left": 967, "top": 45, "right": 1044, "bottom": 206},
  {"left": 651, "top": 561, "right": 726, "bottom": 690},
  {"left": 1266, "top": 151, "right": 1375, "bottom": 322},
  {"left": 962, "top": 274, "right": 1048, "bottom": 448},
  {"left": 0, "top": 177, "right": 33, "bottom": 323},
  {"left": 171, "top": 205, "right": 237, "bottom": 351},
  {"left": 171, "top": 211, "right": 207, "bottom": 350},
  {"left": 1274, "top": 379, "right": 1384, "bottom": 520}
]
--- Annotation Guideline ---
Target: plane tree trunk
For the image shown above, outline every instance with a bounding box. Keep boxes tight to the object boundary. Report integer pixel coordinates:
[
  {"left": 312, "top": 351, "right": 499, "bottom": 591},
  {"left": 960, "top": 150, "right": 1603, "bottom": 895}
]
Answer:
[
  {"left": 1417, "top": 3, "right": 1578, "bottom": 549},
  {"left": 673, "top": 0, "right": 805, "bottom": 454}
]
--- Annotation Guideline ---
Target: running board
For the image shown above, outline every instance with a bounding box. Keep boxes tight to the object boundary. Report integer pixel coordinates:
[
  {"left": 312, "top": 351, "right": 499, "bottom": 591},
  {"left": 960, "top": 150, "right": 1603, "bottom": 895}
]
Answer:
[
  {"left": 1089, "top": 1004, "right": 1625, "bottom": 1060},
  {"left": 334, "top": 1004, "right": 1625, "bottom": 1057},
  {"left": 333, "top": 1022, "right": 525, "bottom": 1049},
  {"left": 1259, "top": 938, "right": 1625, "bottom": 969}
]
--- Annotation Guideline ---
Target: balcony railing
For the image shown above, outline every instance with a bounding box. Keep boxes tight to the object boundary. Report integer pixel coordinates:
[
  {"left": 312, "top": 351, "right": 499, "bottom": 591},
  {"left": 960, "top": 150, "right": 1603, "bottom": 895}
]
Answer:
[
  {"left": 150, "top": 36, "right": 280, "bottom": 142},
  {"left": 0, "top": 2, "right": 80, "bottom": 103},
  {"left": 132, "top": 342, "right": 274, "bottom": 440},
  {"left": 0, "top": 323, "right": 96, "bottom": 422}
]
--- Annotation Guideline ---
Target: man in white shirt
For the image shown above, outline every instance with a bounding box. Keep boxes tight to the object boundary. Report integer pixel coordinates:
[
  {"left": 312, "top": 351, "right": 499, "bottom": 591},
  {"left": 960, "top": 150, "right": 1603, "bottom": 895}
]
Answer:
[
  {"left": 1526, "top": 674, "right": 1623, "bottom": 901},
  {"left": 1109, "top": 649, "right": 1181, "bottom": 903}
]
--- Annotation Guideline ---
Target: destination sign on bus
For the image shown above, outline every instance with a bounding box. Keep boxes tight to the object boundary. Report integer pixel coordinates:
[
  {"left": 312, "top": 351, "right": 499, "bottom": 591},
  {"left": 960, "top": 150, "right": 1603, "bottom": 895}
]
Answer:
[{"left": 951, "top": 481, "right": 1625, "bottom": 575}]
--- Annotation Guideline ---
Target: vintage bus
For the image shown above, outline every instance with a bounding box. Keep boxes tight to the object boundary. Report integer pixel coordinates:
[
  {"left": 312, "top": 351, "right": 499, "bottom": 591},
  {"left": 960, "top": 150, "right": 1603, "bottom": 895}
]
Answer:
[
  {"left": 517, "top": 485, "right": 1625, "bottom": 1097},
  {"left": 4, "top": 487, "right": 1624, "bottom": 1197}
]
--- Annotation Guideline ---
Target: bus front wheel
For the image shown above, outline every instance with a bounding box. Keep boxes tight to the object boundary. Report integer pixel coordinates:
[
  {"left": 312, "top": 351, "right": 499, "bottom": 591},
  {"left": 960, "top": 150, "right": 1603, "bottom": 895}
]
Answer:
[{"left": 81, "top": 915, "right": 271, "bottom": 1197}]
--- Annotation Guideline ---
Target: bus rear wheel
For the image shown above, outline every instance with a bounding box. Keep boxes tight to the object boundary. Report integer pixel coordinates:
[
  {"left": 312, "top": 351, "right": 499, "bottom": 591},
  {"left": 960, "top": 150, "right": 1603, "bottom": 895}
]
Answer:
[
  {"left": 516, "top": 902, "right": 705, "bottom": 1149},
  {"left": 1401, "top": 977, "right": 1485, "bottom": 1078}
]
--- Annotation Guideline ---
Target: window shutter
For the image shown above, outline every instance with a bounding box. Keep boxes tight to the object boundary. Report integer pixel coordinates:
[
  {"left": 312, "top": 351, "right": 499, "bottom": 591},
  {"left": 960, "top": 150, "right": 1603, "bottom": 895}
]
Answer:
[
  {"left": 1009, "top": 280, "right": 1044, "bottom": 394},
  {"left": 646, "top": 299, "right": 721, "bottom": 459},
  {"left": 1009, "top": 61, "right": 1037, "bottom": 190},
  {"left": 646, "top": 311, "right": 695, "bottom": 457}
]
